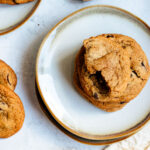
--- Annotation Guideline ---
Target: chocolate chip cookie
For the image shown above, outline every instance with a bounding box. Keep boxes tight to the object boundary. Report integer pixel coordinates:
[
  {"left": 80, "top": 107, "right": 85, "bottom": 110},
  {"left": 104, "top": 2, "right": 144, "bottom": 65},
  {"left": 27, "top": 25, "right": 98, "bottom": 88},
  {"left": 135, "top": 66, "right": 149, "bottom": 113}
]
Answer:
[
  {"left": 74, "top": 46, "right": 127, "bottom": 112},
  {"left": 0, "top": 0, "right": 34, "bottom": 5},
  {"left": 84, "top": 36, "right": 131, "bottom": 97},
  {"left": 0, "top": 60, "right": 17, "bottom": 90},
  {"left": 73, "top": 34, "right": 150, "bottom": 112},
  {"left": 101, "top": 34, "right": 150, "bottom": 100},
  {"left": 0, "top": 84, "right": 25, "bottom": 138}
]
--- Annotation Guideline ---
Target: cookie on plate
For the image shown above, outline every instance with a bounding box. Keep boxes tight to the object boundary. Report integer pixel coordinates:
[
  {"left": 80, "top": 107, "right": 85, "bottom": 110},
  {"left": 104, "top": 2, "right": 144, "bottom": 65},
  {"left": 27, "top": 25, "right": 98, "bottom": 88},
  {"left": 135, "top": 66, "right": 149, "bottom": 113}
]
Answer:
[
  {"left": 74, "top": 46, "right": 127, "bottom": 112},
  {"left": 0, "top": 84, "right": 25, "bottom": 138},
  {"left": 0, "top": 60, "right": 17, "bottom": 90},
  {"left": 101, "top": 34, "right": 150, "bottom": 100},
  {"left": 84, "top": 36, "right": 131, "bottom": 97},
  {"left": 74, "top": 69, "right": 127, "bottom": 112},
  {"left": 0, "top": 0, "right": 34, "bottom": 5},
  {"left": 73, "top": 34, "right": 150, "bottom": 112},
  {"left": 15, "top": 0, "right": 34, "bottom": 4}
]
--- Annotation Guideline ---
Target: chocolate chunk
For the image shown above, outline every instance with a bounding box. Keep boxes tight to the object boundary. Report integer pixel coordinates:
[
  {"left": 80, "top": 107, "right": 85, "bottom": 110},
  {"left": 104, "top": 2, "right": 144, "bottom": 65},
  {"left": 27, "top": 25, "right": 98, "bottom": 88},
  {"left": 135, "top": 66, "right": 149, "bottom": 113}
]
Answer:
[
  {"left": 132, "top": 70, "right": 140, "bottom": 78},
  {"left": 141, "top": 61, "right": 145, "bottom": 67},
  {"left": 7, "top": 74, "right": 11, "bottom": 86},
  {"left": 122, "top": 45, "right": 126, "bottom": 49},
  {"left": 13, "top": 0, "right": 18, "bottom": 4},
  {"left": 93, "top": 93, "right": 98, "bottom": 99},
  {"left": 106, "top": 35, "right": 114, "bottom": 38},
  {"left": 89, "top": 74, "right": 94, "bottom": 78},
  {"left": 120, "top": 101, "right": 125, "bottom": 104}
]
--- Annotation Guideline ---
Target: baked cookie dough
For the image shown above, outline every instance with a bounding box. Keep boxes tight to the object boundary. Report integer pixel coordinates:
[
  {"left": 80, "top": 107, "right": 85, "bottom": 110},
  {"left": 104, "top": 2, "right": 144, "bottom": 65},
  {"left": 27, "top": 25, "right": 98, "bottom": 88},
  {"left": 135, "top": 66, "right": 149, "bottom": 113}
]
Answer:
[
  {"left": 73, "top": 34, "right": 150, "bottom": 112},
  {"left": 0, "top": 0, "right": 34, "bottom": 5},
  {"left": 0, "top": 60, "right": 17, "bottom": 90},
  {"left": 0, "top": 84, "right": 25, "bottom": 138}
]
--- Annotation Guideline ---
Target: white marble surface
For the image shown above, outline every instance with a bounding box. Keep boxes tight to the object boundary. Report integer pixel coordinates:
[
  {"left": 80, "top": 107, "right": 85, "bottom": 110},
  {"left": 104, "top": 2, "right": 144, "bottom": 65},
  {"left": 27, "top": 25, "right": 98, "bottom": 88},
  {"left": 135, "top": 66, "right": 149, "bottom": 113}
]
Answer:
[{"left": 0, "top": 0, "right": 149, "bottom": 150}]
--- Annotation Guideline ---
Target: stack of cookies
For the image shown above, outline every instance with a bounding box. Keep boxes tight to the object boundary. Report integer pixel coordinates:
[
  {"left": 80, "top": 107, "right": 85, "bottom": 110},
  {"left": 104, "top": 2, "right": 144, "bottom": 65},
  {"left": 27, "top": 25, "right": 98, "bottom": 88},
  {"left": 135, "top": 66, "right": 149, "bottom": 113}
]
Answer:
[
  {"left": 74, "top": 34, "right": 150, "bottom": 112},
  {"left": 0, "top": 60, "right": 25, "bottom": 138}
]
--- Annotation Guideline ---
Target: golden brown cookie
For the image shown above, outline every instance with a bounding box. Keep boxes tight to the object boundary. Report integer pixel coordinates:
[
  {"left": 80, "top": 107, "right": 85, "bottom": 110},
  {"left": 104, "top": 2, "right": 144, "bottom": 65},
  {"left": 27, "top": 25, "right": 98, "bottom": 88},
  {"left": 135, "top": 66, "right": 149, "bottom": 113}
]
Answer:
[
  {"left": 74, "top": 70, "right": 127, "bottom": 112},
  {"left": 80, "top": 35, "right": 150, "bottom": 102},
  {"left": 101, "top": 34, "right": 150, "bottom": 99},
  {"left": 84, "top": 36, "right": 131, "bottom": 97},
  {"left": 0, "top": 84, "right": 25, "bottom": 138},
  {"left": 78, "top": 46, "right": 130, "bottom": 103},
  {"left": 0, "top": 0, "right": 34, "bottom": 5},
  {"left": 74, "top": 46, "right": 128, "bottom": 112},
  {"left": 73, "top": 34, "right": 150, "bottom": 112},
  {"left": 84, "top": 36, "right": 121, "bottom": 74},
  {"left": 0, "top": 60, "right": 17, "bottom": 90},
  {"left": 15, "top": 0, "right": 34, "bottom": 4}
]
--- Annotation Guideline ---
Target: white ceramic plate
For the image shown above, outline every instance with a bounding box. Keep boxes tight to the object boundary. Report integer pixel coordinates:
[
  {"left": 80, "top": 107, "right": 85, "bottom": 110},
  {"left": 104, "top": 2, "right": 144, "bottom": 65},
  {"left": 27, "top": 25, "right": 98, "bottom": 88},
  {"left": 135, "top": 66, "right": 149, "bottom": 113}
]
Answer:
[
  {"left": 0, "top": 0, "right": 40, "bottom": 35},
  {"left": 36, "top": 85, "right": 134, "bottom": 145},
  {"left": 36, "top": 5, "right": 150, "bottom": 140}
]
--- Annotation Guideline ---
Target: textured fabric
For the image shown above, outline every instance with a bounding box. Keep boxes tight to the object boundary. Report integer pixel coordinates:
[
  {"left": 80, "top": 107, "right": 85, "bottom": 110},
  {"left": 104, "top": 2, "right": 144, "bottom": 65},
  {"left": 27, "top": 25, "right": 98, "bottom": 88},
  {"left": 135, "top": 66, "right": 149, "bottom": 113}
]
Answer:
[{"left": 105, "top": 122, "right": 150, "bottom": 150}]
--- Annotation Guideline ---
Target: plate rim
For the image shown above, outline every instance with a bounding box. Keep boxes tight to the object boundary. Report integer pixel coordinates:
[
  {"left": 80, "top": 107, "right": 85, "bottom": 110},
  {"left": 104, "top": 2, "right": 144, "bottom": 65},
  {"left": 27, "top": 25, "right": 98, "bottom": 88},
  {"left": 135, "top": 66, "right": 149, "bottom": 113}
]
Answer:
[
  {"left": 0, "top": 0, "right": 41, "bottom": 36},
  {"left": 35, "top": 83, "right": 134, "bottom": 145},
  {"left": 35, "top": 5, "right": 150, "bottom": 140}
]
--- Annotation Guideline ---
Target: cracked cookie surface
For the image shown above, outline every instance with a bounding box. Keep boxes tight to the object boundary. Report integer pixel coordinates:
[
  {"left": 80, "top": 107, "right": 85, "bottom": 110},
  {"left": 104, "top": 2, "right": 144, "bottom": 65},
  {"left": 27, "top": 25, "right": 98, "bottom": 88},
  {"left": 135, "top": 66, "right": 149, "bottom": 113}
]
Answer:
[
  {"left": 101, "top": 34, "right": 150, "bottom": 99},
  {"left": 0, "top": 84, "right": 25, "bottom": 138},
  {"left": 73, "top": 34, "right": 150, "bottom": 111},
  {"left": 0, "top": 60, "right": 17, "bottom": 90},
  {"left": 74, "top": 46, "right": 127, "bottom": 112},
  {"left": 84, "top": 36, "right": 131, "bottom": 97}
]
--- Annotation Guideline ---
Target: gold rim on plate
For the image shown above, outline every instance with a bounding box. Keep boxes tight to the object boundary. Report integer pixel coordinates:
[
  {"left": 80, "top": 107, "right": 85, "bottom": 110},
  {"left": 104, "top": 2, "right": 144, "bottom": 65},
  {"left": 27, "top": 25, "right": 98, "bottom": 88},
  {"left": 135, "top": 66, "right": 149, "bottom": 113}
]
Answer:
[
  {"left": 35, "top": 5, "right": 150, "bottom": 141},
  {"left": 35, "top": 83, "right": 134, "bottom": 145},
  {"left": 0, "top": 0, "right": 41, "bottom": 36}
]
